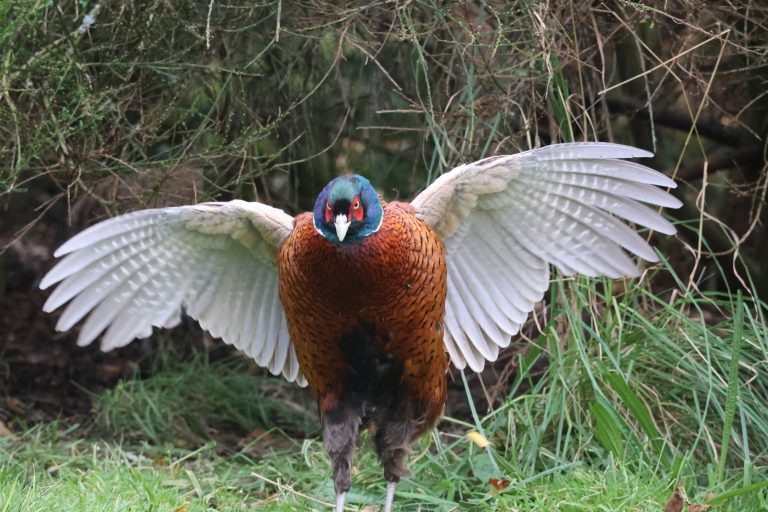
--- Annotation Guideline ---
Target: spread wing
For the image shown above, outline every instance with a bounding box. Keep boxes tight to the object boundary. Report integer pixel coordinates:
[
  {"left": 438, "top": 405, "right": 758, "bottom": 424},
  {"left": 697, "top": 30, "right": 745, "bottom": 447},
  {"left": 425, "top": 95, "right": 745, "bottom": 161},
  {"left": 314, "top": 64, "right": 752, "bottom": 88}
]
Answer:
[
  {"left": 40, "top": 199, "right": 306, "bottom": 386},
  {"left": 411, "top": 142, "right": 681, "bottom": 372}
]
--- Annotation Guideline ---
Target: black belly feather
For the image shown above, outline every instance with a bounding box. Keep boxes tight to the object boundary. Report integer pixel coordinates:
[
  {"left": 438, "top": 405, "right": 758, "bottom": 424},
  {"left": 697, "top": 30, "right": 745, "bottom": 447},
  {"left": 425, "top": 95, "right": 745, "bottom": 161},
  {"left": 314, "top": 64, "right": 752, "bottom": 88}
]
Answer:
[{"left": 322, "top": 323, "right": 431, "bottom": 493}]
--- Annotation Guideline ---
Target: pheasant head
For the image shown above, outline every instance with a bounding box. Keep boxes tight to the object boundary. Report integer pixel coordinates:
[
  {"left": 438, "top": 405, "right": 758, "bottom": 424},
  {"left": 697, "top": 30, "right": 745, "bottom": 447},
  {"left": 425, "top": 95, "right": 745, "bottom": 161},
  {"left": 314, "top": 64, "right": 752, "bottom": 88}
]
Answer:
[{"left": 313, "top": 175, "right": 383, "bottom": 244}]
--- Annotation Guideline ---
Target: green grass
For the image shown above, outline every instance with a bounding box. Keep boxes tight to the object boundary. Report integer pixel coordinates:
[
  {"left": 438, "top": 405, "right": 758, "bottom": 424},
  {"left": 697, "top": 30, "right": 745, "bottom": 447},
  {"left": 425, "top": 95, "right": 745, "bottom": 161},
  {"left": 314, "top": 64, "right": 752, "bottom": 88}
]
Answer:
[
  {"left": 93, "top": 356, "right": 319, "bottom": 445},
  {"left": 3, "top": 257, "right": 768, "bottom": 511}
]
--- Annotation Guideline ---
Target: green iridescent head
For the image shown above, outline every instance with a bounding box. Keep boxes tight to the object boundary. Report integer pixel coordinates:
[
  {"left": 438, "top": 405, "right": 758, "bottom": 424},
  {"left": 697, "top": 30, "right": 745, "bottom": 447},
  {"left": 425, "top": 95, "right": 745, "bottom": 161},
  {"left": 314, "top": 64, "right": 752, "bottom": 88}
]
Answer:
[{"left": 313, "top": 175, "right": 383, "bottom": 244}]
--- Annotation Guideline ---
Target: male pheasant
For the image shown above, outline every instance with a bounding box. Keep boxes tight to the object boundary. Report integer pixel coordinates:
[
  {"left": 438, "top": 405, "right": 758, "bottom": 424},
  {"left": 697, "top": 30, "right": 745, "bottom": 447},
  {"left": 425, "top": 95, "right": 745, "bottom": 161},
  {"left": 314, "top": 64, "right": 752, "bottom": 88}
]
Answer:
[{"left": 40, "top": 143, "right": 680, "bottom": 511}]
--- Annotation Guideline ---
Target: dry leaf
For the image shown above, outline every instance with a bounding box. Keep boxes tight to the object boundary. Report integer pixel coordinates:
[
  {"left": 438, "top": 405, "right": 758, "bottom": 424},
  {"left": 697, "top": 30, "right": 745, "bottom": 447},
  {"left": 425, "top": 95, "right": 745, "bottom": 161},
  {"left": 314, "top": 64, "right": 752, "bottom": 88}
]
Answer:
[
  {"left": 0, "top": 420, "right": 13, "bottom": 437},
  {"left": 242, "top": 428, "right": 270, "bottom": 443},
  {"left": 488, "top": 478, "right": 511, "bottom": 491},
  {"left": 664, "top": 485, "right": 685, "bottom": 512},
  {"left": 467, "top": 430, "right": 490, "bottom": 448},
  {"left": 6, "top": 398, "right": 25, "bottom": 414}
]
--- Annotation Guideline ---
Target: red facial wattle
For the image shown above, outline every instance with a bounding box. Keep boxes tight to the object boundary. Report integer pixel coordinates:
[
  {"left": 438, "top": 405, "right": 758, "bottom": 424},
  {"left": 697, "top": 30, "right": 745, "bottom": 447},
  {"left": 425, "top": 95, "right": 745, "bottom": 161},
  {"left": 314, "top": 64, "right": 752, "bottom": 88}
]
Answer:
[
  {"left": 325, "top": 199, "right": 333, "bottom": 223},
  {"left": 349, "top": 195, "right": 363, "bottom": 222}
]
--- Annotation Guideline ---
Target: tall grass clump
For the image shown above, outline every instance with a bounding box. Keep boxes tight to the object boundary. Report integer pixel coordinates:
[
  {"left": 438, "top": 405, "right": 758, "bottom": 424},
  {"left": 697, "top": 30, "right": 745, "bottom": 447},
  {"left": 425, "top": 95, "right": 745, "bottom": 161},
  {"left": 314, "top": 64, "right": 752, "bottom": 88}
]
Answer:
[
  {"left": 94, "top": 355, "right": 318, "bottom": 445},
  {"left": 433, "top": 249, "right": 768, "bottom": 509}
]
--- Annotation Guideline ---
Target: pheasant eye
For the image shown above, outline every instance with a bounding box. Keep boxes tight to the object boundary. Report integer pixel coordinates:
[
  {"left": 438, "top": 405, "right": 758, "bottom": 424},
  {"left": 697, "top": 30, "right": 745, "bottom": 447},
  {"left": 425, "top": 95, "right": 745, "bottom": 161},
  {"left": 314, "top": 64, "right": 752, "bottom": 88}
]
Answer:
[
  {"left": 349, "top": 195, "right": 364, "bottom": 222},
  {"left": 326, "top": 200, "right": 331, "bottom": 210}
]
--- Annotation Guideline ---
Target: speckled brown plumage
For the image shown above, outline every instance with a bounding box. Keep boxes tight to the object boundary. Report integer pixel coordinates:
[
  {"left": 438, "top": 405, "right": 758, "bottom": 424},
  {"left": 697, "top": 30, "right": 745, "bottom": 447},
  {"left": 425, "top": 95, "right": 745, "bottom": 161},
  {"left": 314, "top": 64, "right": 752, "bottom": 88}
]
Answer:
[{"left": 278, "top": 200, "right": 448, "bottom": 491}]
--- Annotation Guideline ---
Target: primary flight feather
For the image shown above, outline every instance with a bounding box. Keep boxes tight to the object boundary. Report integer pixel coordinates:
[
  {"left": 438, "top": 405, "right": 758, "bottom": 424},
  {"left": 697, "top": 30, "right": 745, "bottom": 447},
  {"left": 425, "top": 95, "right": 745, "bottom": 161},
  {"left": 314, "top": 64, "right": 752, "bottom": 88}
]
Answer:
[{"left": 41, "top": 142, "right": 681, "bottom": 511}]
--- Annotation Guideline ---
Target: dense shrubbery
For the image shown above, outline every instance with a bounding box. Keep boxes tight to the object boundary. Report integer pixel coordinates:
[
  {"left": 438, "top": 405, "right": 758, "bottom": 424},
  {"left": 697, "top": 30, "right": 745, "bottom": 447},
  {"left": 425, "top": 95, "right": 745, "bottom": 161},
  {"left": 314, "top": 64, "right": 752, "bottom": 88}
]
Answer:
[{"left": 1, "top": 3, "right": 765, "bottom": 288}]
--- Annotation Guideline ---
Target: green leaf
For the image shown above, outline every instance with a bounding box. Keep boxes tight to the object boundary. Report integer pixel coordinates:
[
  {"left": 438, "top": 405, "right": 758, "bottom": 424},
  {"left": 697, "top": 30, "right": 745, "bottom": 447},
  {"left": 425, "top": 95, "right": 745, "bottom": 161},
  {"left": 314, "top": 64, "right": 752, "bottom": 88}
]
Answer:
[{"left": 590, "top": 395, "right": 627, "bottom": 457}]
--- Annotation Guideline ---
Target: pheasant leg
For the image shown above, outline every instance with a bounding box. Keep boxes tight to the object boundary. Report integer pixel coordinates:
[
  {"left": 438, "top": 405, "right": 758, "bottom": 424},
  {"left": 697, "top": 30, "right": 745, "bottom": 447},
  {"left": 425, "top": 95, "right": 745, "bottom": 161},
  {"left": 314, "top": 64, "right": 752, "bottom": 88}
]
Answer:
[
  {"left": 322, "top": 392, "right": 364, "bottom": 512},
  {"left": 384, "top": 481, "right": 396, "bottom": 512},
  {"left": 335, "top": 492, "right": 347, "bottom": 512}
]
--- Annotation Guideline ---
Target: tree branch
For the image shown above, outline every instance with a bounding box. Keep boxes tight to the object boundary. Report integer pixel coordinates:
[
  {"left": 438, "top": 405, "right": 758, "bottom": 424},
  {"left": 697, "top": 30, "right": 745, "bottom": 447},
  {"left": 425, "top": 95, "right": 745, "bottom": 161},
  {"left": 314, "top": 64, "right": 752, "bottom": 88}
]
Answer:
[{"left": 606, "top": 93, "right": 744, "bottom": 147}]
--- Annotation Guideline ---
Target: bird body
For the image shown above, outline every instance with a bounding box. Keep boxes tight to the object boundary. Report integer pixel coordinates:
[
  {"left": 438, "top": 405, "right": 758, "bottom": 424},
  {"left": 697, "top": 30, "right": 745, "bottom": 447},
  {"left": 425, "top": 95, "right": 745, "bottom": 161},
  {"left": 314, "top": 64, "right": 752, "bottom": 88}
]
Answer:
[
  {"left": 280, "top": 202, "right": 448, "bottom": 417},
  {"left": 280, "top": 201, "right": 448, "bottom": 497},
  {"left": 40, "top": 143, "right": 682, "bottom": 511}
]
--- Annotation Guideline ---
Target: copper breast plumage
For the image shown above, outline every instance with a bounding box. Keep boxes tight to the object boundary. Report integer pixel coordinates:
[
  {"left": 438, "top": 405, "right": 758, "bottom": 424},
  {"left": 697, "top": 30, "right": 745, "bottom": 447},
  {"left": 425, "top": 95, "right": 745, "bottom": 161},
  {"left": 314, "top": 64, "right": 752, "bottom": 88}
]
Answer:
[{"left": 277, "top": 201, "right": 448, "bottom": 421}]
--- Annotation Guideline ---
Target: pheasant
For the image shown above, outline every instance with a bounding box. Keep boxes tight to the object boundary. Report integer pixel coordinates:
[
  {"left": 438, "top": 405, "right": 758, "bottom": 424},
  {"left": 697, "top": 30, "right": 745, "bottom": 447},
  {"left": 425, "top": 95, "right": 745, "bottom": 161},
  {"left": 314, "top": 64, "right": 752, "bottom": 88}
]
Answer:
[{"left": 40, "top": 143, "right": 680, "bottom": 511}]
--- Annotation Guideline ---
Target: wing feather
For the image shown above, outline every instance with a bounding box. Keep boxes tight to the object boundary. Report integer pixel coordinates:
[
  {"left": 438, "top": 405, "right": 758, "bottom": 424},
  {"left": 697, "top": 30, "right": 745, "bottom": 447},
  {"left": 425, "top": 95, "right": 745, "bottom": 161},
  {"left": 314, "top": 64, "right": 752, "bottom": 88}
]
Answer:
[
  {"left": 454, "top": 245, "right": 518, "bottom": 336},
  {"left": 225, "top": 252, "right": 250, "bottom": 345},
  {"left": 460, "top": 222, "right": 538, "bottom": 328},
  {"left": 269, "top": 316, "right": 291, "bottom": 376},
  {"left": 520, "top": 174, "right": 678, "bottom": 233},
  {"left": 479, "top": 223, "right": 549, "bottom": 306},
  {"left": 186, "top": 257, "right": 224, "bottom": 323},
  {"left": 258, "top": 282, "right": 281, "bottom": 367},
  {"left": 443, "top": 289, "right": 485, "bottom": 372},
  {"left": 52, "top": 210, "right": 173, "bottom": 257},
  {"left": 250, "top": 273, "right": 277, "bottom": 366},
  {"left": 412, "top": 142, "right": 680, "bottom": 371},
  {"left": 241, "top": 266, "right": 266, "bottom": 356},
  {"left": 448, "top": 257, "right": 501, "bottom": 362},
  {"left": 40, "top": 224, "right": 160, "bottom": 293},
  {"left": 41, "top": 201, "right": 306, "bottom": 386},
  {"left": 508, "top": 189, "right": 650, "bottom": 275},
  {"left": 65, "top": 239, "right": 176, "bottom": 340}
]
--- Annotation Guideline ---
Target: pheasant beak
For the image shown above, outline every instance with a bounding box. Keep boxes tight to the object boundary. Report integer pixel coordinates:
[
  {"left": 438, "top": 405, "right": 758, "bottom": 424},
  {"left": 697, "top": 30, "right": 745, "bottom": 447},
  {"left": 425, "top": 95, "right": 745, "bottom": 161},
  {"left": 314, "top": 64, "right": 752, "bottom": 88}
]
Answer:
[{"left": 334, "top": 214, "right": 351, "bottom": 241}]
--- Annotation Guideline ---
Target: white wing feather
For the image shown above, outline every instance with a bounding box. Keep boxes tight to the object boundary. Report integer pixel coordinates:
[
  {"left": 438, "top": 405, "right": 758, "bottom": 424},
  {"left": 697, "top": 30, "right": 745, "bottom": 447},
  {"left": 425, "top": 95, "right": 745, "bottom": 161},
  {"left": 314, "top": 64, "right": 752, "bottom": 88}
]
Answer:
[
  {"left": 412, "top": 142, "right": 681, "bottom": 372},
  {"left": 40, "top": 199, "right": 307, "bottom": 386}
]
